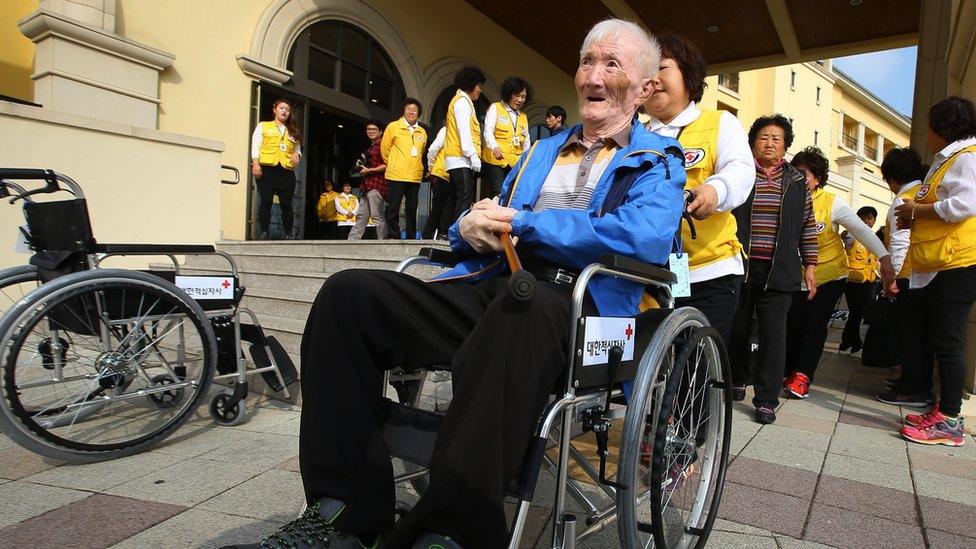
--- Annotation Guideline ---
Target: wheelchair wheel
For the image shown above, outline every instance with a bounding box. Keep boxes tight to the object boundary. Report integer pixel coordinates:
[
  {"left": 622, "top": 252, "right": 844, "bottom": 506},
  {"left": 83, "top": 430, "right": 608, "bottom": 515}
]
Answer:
[
  {"left": 210, "top": 391, "right": 246, "bottom": 426},
  {"left": 0, "top": 265, "right": 42, "bottom": 317},
  {"left": 616, "top": 307, "right": 732, "bottom": 549},
  {"left": 0, "top": 269, "right": 216, "bottom": 462}
]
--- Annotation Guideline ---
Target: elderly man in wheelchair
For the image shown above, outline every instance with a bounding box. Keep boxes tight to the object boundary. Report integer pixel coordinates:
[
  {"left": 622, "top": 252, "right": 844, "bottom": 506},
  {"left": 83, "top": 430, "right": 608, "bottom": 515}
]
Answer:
[{"left": 228, "top": 19, "right": 732, "bottom": 549}]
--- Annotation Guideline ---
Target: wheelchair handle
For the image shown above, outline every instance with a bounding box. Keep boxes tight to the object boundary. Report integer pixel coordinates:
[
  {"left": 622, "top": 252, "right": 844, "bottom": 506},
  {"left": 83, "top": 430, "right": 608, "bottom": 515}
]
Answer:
[
  {"left": 0, "top": 169, "right": 85, "bottom": 202},
  {"left": 0, "top": 180, "right": 31, "bottom": 202}
]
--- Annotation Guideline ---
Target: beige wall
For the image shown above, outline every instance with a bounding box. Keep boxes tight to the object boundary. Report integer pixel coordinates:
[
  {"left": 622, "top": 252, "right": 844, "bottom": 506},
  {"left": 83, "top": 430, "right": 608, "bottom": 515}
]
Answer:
[
  {"left": 0, "top": 101, "right": 224, "bottom": 270},
  {"left": 0, "top": 0, "right": 38, "bottom": 102}
]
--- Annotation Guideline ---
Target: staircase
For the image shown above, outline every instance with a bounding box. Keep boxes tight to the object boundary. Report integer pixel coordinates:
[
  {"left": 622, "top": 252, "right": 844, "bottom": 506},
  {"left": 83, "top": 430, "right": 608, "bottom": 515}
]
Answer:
[{"left": 178, "top": 240, "right": 450, "bottom": 402}]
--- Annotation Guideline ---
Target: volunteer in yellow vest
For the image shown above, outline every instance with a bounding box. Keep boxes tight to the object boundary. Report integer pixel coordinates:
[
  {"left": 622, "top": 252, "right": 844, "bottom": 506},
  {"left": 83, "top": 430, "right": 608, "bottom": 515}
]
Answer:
[
  {"left": 876, "top": 147, "right": 926, "bottom": 404},
  {"left": 250, "top": 98, "right": 302, "bottom": 240},
  {"left": 316, "top": 180, "right": 340, "bottom": 239},
  {"left": 481, "top": 76, "right": 532, "bottom": 199},
  {"left": 422, "top": 126, "right": 454, "bottom": 239},
  {"left": 839, "top": 206, "right": 880, "bottom": 353},
  {"left": 334, "top": 182, "right": 359, "bottom": 240},
  {"left": 444, "top": 66, "right": 487, "bottom": 221},
  {"left": 381, "top": 98, "right": 427, "bottom": 240},
  {"left": 783, "top": 147, "right": 894, "bottom": 399},
  {"left": 889, "top": 97, "right": 976, "bottom": 446},
  {"left": 644, "top": 35, "right": 754, "bottom": 346}
]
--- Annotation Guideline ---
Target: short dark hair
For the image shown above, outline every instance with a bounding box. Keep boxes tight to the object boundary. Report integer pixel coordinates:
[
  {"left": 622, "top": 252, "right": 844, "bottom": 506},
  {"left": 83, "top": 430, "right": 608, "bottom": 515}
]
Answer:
[
  {"left": 657, "top": 34, "right": 707, "bottom": 103},
  {"left": 880, "top": 147, "right": 924, "bottom": 184},
  {"left": 454, "top": 66, "right": 486, "bottom": 94},
  {"left": 856, "top": 206, "right": 878, "bottom": 219},
  {"left": 748, "top": 114, "right": 794, "bottom": 149},
  {"left": 546, "top": 105, "right": 567, "bottom": 124},
  {"left": 500, "top": 76, "right": 532, "bottom": 104},
  {"left": 365, "top": 119, "right": 383, "bottom": 130},
  {"left": 928, "top": 96, "right": 976, "bottom": 143},
  {"left": 402, "top": 98, "right": 422, "bottom": 117},
  {"left": 791, "top": 146, "right": 829, "bottom": 187}
]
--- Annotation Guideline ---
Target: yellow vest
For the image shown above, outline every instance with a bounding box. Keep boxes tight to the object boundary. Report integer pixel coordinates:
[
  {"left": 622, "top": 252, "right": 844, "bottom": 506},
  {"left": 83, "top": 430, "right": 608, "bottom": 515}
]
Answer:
[
  {"left": 482, "top": 102, "right": 528, "bottom": 167},
  {"left": 884, "top": 186, "right": 917, "bottom": 279},
  {"left": 381, "top": 118, "right": 426, "bottom": 183},
  {"left": 316, "top": 190, "right": 339, "bottom": 222},
  {"left": 910, "top": 144, "right": 976, "bottom": 272},
  {"left": 431, "top": 146, "right": 449, "bottom": 180},
  {"left": 811, "top": 188, "right": 849, "bottom": 285},
  {"left": 444, "top": 92, "right": 481, "bottom": 159},
  {"left": 677, "top": 110, "right": 743, "bottom": 270},
  {"left": 336, "top": 193, "right": 358, "bottom": 224},
  {"left": 257, "top": 121, "right": 298, "bottom": 169},
  {"left": 847, "top": 240, "right": 877, "bottom": 283}
]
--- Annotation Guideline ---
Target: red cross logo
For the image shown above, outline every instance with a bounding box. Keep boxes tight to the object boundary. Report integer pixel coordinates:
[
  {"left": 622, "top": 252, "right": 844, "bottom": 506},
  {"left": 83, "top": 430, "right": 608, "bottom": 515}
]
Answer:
[
  {"left": 222, "top": 279, "right": 231, "bottom": 289},
  {"left": 625, "top": 323, "right": 633, "bottom": 340}
]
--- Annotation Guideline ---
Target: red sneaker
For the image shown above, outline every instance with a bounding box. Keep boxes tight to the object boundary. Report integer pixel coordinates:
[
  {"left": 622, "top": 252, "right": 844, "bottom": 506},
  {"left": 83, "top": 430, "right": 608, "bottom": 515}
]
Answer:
[
  {"left": 901, "top": 412, "right": 966, "bottom": 446},
  {"left": 785, "top": 371, "right": 810, "bottom": 399},
  {"left": 905, "top": 405, "right": 940, "bottom": 428},
  {"left": 783, "top": 371, "right": 796, "bottom": 389}
]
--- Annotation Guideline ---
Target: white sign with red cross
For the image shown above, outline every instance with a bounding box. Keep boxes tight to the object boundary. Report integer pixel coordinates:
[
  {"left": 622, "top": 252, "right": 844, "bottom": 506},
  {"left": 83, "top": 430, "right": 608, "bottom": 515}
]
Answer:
[
  {"left": 581, "top": 316, "right": 636, "bottom": 367},
  {"left": 174, "top": 275, "right": 235, "bottom": 300}
]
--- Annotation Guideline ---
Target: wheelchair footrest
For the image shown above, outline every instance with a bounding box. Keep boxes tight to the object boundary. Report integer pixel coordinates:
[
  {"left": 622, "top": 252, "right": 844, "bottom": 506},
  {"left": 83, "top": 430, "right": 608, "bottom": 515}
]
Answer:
[
  {"left": 381, "top": 399, "right": 443, "bottom": 467},
  {"left": 248, "top": 336, "right": 297, "bottom": 393}
]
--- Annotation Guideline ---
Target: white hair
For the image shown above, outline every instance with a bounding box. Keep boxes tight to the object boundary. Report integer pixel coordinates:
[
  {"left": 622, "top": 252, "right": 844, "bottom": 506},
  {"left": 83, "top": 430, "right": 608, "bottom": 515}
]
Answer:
[{"left": 579, "top": 19, "right": 660, "bottom": 79}]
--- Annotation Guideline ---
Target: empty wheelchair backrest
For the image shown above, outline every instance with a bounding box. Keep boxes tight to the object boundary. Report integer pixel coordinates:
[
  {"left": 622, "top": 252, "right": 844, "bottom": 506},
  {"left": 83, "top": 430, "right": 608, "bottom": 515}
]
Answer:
[{"left": 23, "top": 199, "right": 97, "bottom": 253}]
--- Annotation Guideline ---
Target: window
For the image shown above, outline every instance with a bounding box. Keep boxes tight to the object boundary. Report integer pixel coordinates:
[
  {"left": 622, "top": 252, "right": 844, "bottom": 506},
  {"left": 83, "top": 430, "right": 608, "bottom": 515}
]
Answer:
[
  {"left": 790, "top": 70, "right": 796, "bottom": 89},
  {"left": 816, "top": 86, "right": 821, "bottom": 104},
  {"left": 717, "top": 73, "right": 739, "bottom": 93},
  {"left": 814, "top": 130, "right": 819, "bottom": 145}
]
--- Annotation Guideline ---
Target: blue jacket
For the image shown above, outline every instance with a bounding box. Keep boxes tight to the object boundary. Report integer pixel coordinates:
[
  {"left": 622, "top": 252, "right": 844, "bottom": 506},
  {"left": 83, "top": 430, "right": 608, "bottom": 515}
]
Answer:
[{"left": 438, "top": 119, "right": 686, "bottom": 316}]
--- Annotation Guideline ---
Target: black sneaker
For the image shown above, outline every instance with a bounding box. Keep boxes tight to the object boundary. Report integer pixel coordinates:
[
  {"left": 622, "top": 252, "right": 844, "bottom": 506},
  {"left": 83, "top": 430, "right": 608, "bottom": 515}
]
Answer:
[
  {"left": 732, "top": 385, "right": 747, "bottom": 402},
  {"left": 413, "top": 533, "right": 463, "bottom": 549},
  {"left": 222, "top": 498, "right": 378, "bottom": 549},
  {"left": 884, "top": 377, "right": 899, "bottom": 389},
  {"left": 876, "top": 390, "right": 934, "bottom": 408},
  {"left": 755, "top": 406, "right": 776, "bottom": 424}
]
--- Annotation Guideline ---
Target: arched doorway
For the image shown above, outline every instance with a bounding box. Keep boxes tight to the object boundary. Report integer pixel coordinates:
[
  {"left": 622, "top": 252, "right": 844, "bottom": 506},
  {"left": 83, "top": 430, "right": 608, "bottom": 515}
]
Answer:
[{"left": 255, "top": 20, "right": 408, "bottom": 239}]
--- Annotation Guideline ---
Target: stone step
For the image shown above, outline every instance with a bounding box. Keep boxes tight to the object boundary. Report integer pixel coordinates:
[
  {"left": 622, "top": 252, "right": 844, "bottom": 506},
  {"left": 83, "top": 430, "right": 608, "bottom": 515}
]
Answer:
[
  {"left": 240, "top": 287, "right": 315, "bottom": 321},
  {"left": 181, "top": 265, "right": 331, "bottom": 293},
  {"left": 216, "top": 240, "right": 447, "bottom": 260},
  {"left": 182, "top": 252, "right": 400, "bottom": 275}
]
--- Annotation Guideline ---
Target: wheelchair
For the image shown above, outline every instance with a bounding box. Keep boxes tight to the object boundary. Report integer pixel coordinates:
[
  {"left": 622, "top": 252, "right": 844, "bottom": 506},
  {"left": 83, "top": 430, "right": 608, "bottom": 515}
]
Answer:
[
  {"left": 369, "top": 248, "right": 734, "bottom": 548},
  {"left": 0, "top": 169, "right": 298, "bottom": 463}
]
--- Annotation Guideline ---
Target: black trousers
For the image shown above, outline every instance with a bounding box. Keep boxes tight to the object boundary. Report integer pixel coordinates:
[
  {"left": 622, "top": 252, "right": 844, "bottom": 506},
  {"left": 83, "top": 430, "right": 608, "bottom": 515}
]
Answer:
[
  {"left": 892, "top": 278, "right": 913, "bottom": 366},
  {"left": 299, "top": 270, "right": 573, "bottom": 548},
  {"left": 448, "top": 167, "right": 476, "bottom": 222},
  {"left": 840, "top": 280, "right": 875, "bottom": 350},
  {"left": 729, "top": 260, "right": 793, "bottom": 407},
  {"left": 422, "top": 176, "right": 455, "bottom": 239},
  {"left": 256, "top": 181, "right": 294, "bottom": 235},
  {"left": 896, "top": 265, "right": 976, "bottom": 415},
  {"left": 675, "top": 274, "right": 743, "bottom": 347},
  {"left": 480, "top": 164, "right": 511, "bottom": 201},
  {"left": 784, "top": 278, "right": 847, "bottom": 380},
  {"left": 385, "top": 180, "right": 419, "bottom": 239},
  {"left": 321, "top": 221, "right": 338, "bottom": 240}
]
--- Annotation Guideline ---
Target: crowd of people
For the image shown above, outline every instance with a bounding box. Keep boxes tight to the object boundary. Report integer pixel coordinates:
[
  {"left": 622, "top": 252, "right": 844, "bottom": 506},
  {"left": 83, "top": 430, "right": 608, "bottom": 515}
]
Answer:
[{"left": 236, "top": 17, "right": 975, "bottom": 549}]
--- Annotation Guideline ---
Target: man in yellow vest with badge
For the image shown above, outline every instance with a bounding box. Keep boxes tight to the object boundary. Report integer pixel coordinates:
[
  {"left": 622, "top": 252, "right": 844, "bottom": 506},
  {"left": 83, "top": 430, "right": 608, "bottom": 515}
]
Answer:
[
  {"left": 644, "top": 35, "right": 754, "bottom": 348},
  {"left": 481, "top": 77, "right": 532, "bottom": 200},
  {"left": 381, "top": 98, "right": 427, "bottom": 240},
  {"left": 444, "top": 66, "right": 486, "bottom": 222},
  {"left": 839, "top": 206, "right": 880, "bottom": 354},
  {"left": 889, "top": 97, "right": 976, "bottom": 446}
]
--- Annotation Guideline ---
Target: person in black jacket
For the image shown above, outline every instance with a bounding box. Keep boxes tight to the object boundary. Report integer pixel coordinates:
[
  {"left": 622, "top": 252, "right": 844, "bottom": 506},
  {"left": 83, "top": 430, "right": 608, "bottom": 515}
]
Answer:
[{"left": 729, "top": 115, "right": 819, "bottom": 424}]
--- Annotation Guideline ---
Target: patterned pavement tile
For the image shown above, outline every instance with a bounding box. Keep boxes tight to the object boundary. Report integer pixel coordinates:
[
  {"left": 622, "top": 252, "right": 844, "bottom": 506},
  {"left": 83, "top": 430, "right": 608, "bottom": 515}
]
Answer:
[
  {"left": 726, "top": 456, "right": 819, "bottom": 500},
  {"left": 109, "top": 508, "right": 280, "bottom": 549},
  {"left": 775, "top": 537, "right": 838, "bottom": 549},
  {"left": 828, "top": 423, "right": 909, "bottom": 466},
  {"left": 924, "top": 528, "right": 976, "bottom": 549},
  {"left": 813, "top": 475, "right": 919, "bottom": 525},
  {"left": 24, "top": 450, "right": 186, "bottom": 492},
  {"left": 278, "top": 455, "right": 300, "bottom": 473},
  {"left": 0, "top": 446, "right": 57, "bottom": 480},
  {"left": 913, "top": 469, "right": 976, "bottom": 507},
  {"left": 907, "top": 438, "right": 976, "bottom": 462},
  {"left": 195, "top": 430, "right": 299, "bottom": 470},
  {"left": 822, "top": 453, "right": 914, "bottom": 493},
  {"left": 706, "top": 530, "right": 778, "bottom": 548},
  {"left": 0, "top": 481, "right": 89, "bottom": 529},
  {"left": 774, "top": 412, "right": 837, "bottom": 435},
  {"left": 105, "top": 457, "right": 266, "bottom": 507},
  {"left": 712, "top": 518, "right": 774, "bottom": 536},
  {"left": 804, "top": 503, "right": 924, "bottom": 549},
  {"left": 908, "top": 448, "right": 976, "bottom": 481},
  {"left": 0, "top": 494, "right": 184, "bottom": 548},
  {"left": 730, "top": 419, "right": 762, "bottom": 456},
  {"left": 716, "top": 482, "right": 810, "bottom": 537},
  {"left": 837, "top": 409, "right": 904, "bottom": 431},
  {"left": 778, "top": 399, "right": 842, "bottom": 422},
  {"left": 750, "top": 424, "right": 832, "bottom": 453},
  {"left": 198, "top": 468, "right": 304, "bottom": 523},
  {"left": 740, "top": 433, "right": 827, "bottom": 473},
  {"left": 917, "top": 495, "right": 976, "bottom": 538},
  {"left": 229, "top": 408, "right": 301, "bottom": 436}
]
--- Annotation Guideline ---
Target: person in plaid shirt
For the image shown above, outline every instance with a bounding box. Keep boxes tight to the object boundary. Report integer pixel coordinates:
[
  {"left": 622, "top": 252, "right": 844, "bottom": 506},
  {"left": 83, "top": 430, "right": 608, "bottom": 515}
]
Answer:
[{"left": 349, "top": 120, "right": 388, "bottom": 240}]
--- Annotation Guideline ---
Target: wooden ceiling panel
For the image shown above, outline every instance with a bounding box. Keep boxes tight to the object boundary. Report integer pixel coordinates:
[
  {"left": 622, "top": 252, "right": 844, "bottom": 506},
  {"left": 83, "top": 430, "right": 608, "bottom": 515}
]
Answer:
[
  {"left": 791, "top": 0, "right": 921, "bottom": 50},
  {"left": 624, "top": 0, "right": 784, "bottom": 64},
  {"left": 463, "top": 0, "right": 614, "bottom": 75}
]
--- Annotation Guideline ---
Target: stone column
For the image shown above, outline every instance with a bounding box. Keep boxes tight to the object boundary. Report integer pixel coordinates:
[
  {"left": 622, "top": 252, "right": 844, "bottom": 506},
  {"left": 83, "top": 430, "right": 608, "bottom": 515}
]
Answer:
[{"left": 910, "top": 0, "right": 951, "bottom": 159}]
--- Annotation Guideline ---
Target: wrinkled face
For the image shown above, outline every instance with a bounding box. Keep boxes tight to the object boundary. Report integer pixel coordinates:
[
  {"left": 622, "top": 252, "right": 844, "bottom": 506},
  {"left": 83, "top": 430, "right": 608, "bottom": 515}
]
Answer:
[
  {"left": 796, "top": 165, "right": 820, "bottom": 193},
  {"left": 575, "top": 35, "right": 650, "bottom": 128},
  {"left": 273, "top": 101, "right": 291, "bottom": 122},
  {"left": 509, "top": 89, "right": 527, "bottom": 111},
  {"left": 470, "top": 83, "right": 483, "bottom": 102},
  {"left": 645, "top": 57, "right": 689, "bottom": 120},
  {"left": 545, "top": 113, "right": 562, "bottom": 130},
  {"left": 403, "top": 103, "right": 420, "bottom": 125},
  {"left": 753, "top": 125, "right": 787, "bottom": 165}
]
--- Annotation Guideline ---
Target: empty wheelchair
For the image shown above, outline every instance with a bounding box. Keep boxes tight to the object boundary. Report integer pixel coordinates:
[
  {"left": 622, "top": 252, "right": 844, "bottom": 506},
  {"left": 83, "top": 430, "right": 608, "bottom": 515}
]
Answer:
[
  {"left": 0, "top": 169, "right": 298, "bottom": 463},
  {"left": 373, "top": 248, "right": 734, "bottom": 548}
]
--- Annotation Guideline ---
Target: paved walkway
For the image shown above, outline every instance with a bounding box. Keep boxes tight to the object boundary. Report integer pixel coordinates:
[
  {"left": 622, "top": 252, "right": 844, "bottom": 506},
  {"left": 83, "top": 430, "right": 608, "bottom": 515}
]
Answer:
[{"left": 0, "top": 335, "right": 973, "bottom": 548}]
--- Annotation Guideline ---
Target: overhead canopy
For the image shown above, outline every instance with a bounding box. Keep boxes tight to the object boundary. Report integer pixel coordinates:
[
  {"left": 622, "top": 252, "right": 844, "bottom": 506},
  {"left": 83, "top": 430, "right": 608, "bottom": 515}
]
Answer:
[{"left": 463, "top": 0, "right": 920, "bottom": 75}]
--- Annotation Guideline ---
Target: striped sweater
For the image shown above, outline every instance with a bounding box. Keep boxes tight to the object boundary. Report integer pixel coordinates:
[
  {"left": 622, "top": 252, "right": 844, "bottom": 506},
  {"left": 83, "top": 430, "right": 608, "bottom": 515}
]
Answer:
[{"left": 748, "top": 160, "right": 818, "bottom": 266}]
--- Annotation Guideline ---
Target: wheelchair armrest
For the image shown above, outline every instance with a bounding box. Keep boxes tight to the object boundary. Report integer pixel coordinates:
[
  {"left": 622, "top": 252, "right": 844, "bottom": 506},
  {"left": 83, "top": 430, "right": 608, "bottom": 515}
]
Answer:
[
  {"left": 94, "top": 243, "right": 217, "bottom": 254},
  {"left": 418, "top": 247, "right": 462, "bottom": 267},
  {"left": 598, "top": 254, "right": 676, "bottom": 285}
]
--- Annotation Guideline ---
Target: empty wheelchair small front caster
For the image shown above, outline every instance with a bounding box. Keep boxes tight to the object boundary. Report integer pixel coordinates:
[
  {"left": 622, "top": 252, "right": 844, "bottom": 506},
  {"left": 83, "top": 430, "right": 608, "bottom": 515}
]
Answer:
[
  {"left": 147, "top": 374, "right": 185, "bottom": 409},
  {"left": 210, "top": 391, "right": 246, "bottom": 426}
]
